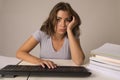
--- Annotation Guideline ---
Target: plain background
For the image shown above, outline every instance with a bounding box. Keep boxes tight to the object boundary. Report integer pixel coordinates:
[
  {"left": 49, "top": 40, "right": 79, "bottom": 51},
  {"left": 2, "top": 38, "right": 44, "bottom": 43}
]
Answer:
[{"left": 0, "top": 0, "right": 120, "bottom": 63}]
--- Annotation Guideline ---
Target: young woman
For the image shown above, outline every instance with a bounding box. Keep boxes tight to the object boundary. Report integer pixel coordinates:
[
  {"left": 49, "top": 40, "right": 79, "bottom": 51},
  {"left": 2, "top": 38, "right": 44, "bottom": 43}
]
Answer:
[{"left": 16, "top": 2, "right": 85, "bottom": 69}]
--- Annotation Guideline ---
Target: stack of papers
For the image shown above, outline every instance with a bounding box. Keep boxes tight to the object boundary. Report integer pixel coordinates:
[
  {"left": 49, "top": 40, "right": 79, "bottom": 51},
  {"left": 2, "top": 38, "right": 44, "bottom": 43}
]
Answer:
[
  {"left": 90, "top": 43, "right": 120, "bottom": 71},
  {"left": 0, "top": 56, "right": 21, "bottom": 69}
]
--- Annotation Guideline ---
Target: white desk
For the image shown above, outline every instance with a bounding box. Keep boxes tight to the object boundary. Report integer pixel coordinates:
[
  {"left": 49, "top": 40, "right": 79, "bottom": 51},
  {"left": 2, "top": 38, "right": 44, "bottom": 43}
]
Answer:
[
  {"left": 0, "top": 59, "right": 120, "bottom": 80},
  {"left": 0, "top": 56, "right": 27, "bottom": 80},
  {"left": 20, "top": 59, "right": 120, "bottom": 80}
]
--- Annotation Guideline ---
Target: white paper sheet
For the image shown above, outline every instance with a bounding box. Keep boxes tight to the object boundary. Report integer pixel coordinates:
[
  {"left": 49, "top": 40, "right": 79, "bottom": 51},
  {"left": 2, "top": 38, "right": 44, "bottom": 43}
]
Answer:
[
  {"left": 87, "top": 63, "right": 120, "bottom": 80},
  {"left": 91, "top": 43, "right": 120, "bottom": 60},
  {"left": 0, "top": 56, "right": 21, "bottom": 69}
]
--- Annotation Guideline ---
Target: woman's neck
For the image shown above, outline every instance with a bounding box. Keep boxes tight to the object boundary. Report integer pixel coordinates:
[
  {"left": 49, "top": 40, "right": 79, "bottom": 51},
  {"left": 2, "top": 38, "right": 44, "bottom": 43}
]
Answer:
[{"left": 52, "top": 34, "right": 65, "bottom": 41}]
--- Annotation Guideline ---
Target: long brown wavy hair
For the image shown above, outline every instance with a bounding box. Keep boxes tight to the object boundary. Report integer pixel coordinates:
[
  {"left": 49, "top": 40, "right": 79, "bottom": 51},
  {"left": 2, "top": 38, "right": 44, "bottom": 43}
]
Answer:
[{"left": 40, "top": 2, "right": 81, "bottom": 37}]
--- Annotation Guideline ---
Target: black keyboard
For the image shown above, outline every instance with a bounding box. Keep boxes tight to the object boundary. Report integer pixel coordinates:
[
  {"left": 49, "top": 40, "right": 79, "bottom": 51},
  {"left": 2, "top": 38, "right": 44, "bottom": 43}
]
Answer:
[{"left": 0, "top": 65, "right": 91, "bottom": 77}]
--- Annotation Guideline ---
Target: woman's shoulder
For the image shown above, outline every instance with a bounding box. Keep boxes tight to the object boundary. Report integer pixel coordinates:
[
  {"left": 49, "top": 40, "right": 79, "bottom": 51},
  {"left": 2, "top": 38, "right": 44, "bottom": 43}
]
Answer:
[
  {"left": 32, "top": 30, "right": 49, "bottom": 42},
  {"left": 34, "top": 30, "right": 48, "bottom": 36}
]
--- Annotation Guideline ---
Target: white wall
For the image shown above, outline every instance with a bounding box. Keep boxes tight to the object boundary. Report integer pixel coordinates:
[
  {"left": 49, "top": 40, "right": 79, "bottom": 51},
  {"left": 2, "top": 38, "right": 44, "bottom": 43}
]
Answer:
[
  {"left": 0, "top": 0, "right": 4, "bottom": 55},
  {"left": 0, "top": 0, "right": 120, "bottom": 62},
  {"left": 118, "top": 0, "right": 120, "bottom": 26}
]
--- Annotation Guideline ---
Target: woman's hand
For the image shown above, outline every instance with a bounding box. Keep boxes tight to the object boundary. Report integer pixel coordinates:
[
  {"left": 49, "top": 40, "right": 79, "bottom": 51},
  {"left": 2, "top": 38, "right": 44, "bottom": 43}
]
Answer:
[
  {"left": 67, "top": 16, "right": 76, "bottom": 31},
  {"left": 36, "top": 59, "right": 57, "bottom": 69}
]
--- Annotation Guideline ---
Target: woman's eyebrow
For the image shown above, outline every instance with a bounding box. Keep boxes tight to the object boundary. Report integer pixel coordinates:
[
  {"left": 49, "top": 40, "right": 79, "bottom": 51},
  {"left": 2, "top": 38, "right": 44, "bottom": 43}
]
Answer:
[
  {"left": 57, "top": 16, "right": 69, "bottom": 19},
  {"left": 56, "top": 16, "right": 62, "bottom": 19}
]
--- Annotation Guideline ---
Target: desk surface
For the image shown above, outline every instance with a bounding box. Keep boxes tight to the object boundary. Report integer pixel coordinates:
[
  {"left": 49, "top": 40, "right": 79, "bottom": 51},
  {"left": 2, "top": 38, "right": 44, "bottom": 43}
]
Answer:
[{"left": 0, "top": 59, "right": 120, "bottom": 80}]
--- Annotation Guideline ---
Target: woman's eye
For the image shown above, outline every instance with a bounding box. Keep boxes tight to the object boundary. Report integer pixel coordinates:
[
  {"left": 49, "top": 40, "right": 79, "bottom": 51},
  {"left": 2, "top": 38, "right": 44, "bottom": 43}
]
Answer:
[
  {"left": 57, "top": 18, "right": 60, "bottom": 22},
  {"left": 66, "top": 19, "right": 71, "bottom": 22}
]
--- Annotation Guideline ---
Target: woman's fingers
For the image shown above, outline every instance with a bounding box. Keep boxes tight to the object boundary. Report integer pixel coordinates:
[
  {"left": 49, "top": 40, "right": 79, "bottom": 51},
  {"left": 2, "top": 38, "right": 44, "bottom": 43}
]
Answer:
[
  {"left": 39, "top": 60, "right": 57, "bottom": 69},
  {"left": 67, "top": 16, "right": 76, "bottom": 30},
  {"left": 47, "top": 61, "right": 57, "bottom": 69},
  {"left": 44, "top": 61, "right": 51, "bottom": 68},
  {"left": 39, "top": 63, "right": 45, "bottom": 68}
]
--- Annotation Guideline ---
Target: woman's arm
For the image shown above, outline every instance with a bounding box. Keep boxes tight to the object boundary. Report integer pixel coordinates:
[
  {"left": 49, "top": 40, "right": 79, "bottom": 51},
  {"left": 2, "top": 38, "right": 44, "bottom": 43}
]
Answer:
[
  {"left": 67, "top": 30, "right": 85, "bottom": 65},
  {"left": 16, "top": 36, "right": 39, "bottom": 64},
  {"left": 67, "top": 17, "right": 85, "bottom": 65},
  {"left": 16, "top": 36, "right": 56, "bottom": 68}
]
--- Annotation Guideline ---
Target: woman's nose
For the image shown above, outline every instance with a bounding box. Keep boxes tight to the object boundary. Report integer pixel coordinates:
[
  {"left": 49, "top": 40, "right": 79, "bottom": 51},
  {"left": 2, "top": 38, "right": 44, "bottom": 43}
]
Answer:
[{"left": 60, "top": 20, "right": 66, "bottom": 27}]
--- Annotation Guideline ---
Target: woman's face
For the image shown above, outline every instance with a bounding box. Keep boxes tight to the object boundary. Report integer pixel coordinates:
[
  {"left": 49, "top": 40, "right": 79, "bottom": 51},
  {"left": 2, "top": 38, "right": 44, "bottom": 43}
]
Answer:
[{"left": 55, "top": 10, "right": 71, "bottom": 35}]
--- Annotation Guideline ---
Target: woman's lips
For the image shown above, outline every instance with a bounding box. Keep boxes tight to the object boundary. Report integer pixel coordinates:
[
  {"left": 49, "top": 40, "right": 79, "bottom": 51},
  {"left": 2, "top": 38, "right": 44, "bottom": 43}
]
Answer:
[{"left": 60, "top": 29, "right": 67, "bottom": 32}]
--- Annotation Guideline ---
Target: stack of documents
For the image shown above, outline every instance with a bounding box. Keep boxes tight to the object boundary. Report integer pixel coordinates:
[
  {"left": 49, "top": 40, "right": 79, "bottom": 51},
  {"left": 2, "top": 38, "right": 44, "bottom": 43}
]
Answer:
[{"left": 90, "top": 43, "right": 120, "bottom": 71}]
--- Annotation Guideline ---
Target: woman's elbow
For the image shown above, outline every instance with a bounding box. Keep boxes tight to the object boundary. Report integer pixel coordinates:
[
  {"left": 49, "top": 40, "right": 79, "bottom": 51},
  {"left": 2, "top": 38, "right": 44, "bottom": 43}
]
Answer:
[
  {"left": 73, "top": 56, "right": 85, "bottom": 65},
  {"left": 74, "top": 59, "right": 84, "bottom": 65},
  {"left": 16, "top": 50, "right": 22, "bottom": 59}
]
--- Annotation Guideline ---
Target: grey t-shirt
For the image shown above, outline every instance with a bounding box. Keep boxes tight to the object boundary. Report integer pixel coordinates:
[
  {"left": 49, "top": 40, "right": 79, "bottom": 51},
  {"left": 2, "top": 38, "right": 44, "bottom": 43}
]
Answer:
[{"left": 32, "top": 30, "right": 71, "bottom": 59}]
